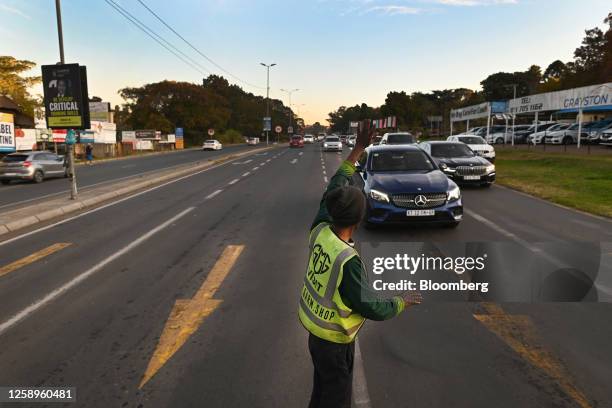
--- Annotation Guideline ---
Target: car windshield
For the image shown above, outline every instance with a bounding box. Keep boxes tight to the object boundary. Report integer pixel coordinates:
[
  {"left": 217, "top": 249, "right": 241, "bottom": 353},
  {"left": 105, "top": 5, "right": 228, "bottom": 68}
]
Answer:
[
  {"left": 325, "top": 137, "right": 339, "bottom": 142},
  {"left": 567, "top": 124, "right": 579, "bottom": 130},
  {"left": 458, "top": 136, "right": 486, "bottom": 144},
  {"left": 2, "top": 154, "right": 29, "bottom": 163},
  {"left": 291, "top": 136, "right": 301, "bottom": 140},
  {"left": 205, "top": 140, "right": 216, "bottom": 143},
  {"left": 370, "top": 150, "right": 435, "bottom": 172},
  {"left": 430, "top": 143, "right": 475, "bottom": 158},
  {"left": 387, "top": 134, "right": 415, "bottom": 144}
]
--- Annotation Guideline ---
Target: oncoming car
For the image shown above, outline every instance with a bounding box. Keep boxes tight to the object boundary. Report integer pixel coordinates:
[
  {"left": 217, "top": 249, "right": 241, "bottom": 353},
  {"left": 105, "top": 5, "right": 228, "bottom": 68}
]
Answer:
[
  {"left": 356, "top": 145, "right": 463, "bottom": 228},
  {"left": 322, "top": 136, "right": 342, "bottom": 151},
  {"left": 419, "top": 141, "right": 495, "bottom": 187},
  {"left": 202, "top": 139, "right": 223, "bottom": 150}
]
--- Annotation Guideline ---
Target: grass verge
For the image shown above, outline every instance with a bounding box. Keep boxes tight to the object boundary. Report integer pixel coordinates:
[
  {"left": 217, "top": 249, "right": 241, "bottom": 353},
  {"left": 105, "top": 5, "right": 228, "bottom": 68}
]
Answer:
[{"left": 495, "top": 150, "right": 612, "bottom": 218}]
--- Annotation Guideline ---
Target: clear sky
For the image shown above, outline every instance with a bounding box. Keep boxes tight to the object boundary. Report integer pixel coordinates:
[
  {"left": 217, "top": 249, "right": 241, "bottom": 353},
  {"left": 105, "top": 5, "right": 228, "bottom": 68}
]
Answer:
[{"left": 2, "top": 0, "right": 611, "bottom": 124}]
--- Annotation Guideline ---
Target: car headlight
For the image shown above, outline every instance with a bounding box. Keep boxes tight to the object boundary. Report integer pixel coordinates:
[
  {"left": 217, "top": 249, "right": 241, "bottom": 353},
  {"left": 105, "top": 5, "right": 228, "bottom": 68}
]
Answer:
[
  {"left": 447, "top": 184, "right": 461, "bottom": 202},
  {"left": 369, "top": 189, "right": 390, "bottom": 203},
  {"left": 440, "top": 163, "right": 456, "bottom": 173},
  {"left": 323, "top": 143, "right": 328, "bottom": 147},
  {"left": 485, "top": 164, "right": 495, "bottom": 173}
]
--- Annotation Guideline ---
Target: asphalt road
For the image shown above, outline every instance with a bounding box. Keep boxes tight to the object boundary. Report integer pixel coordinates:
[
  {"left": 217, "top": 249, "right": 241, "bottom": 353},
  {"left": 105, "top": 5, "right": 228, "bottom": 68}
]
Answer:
[
  {"left": 0, "top": 143, "right": 610, "bottom": 407},
  {"left": 0, "top": 144, "right": 254, "bottom": 211}
]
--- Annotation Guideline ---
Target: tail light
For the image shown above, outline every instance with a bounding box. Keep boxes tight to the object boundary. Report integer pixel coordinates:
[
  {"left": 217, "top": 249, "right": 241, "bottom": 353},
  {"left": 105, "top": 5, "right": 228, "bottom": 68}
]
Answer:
[{"left": 22, "top": 161, "right": 32, "bottom": 168}]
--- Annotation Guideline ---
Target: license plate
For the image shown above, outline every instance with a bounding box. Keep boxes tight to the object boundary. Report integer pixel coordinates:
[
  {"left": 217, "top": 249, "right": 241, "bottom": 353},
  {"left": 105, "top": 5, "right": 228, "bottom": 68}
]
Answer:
[
  {"left": 464, "top": 175, "right": 481, "bottom": 180},
  {"left": 407, "top": 210, "right": 435, "bottom": 217}
]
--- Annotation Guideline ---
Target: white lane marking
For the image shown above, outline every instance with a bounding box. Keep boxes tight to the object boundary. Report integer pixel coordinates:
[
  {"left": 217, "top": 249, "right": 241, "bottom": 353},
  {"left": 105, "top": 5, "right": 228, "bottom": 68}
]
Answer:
[
  {"left": 298, "top": 152, "right": 303, "bottom": 156},
  {"left": 290, "top": 159, "right": 298, "bottom": 164},
  {"left": 266, "top": 159, "right": 271, "bottom": 163},
  {"left": 260, "top": 162, "right": 266, "bottom": 166},
  {"left": 205, "top": 190, "right": 223, "bottom": 200},
  {"left": 252, "top": 167, "right": 259, "bottom": 171},
  {"left": 228, "top": 179, "right": 239, "bottom": 186},
  {"left": 353, "top": 339, "right": 372, "bottom": 408},
  {"left": 232, "top": 159, "right": 253, "bottom": 165},
  {"left": 324, "top": 176, "right": 328, "bottom": 183},
  {"left": 0, "top": 155, "right": 251, "bottom": 247},
  {"left": 242, "top": 172, "right": 250, "bottom": 177},
  {"left": 322, "top": 170, "right": 327, "bottom": 175},
  {"left": 0, "top": 207, "right": 195, "bottom": 336}
]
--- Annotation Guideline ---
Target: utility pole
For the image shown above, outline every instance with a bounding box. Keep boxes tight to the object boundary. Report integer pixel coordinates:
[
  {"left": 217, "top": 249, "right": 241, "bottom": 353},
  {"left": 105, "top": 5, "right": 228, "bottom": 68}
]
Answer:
[
  {"left": 260, "top": 63, "right": 276, "bottom": 145},
  {"left": 55, "top": 0, "right": 78, "bottom": 199},
  {"left": 280, "top": 88, "right": 299, "bottom": 133}
]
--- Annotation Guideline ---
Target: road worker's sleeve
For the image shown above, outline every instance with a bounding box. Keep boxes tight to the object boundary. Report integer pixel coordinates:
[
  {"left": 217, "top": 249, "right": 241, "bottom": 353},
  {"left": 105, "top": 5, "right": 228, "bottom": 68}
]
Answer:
[
  {"left": 339, "top": 257, "right": 404, "bottom": 321},
  {"left": 310, "top": 160, "right": 357, "bottom": 231}
]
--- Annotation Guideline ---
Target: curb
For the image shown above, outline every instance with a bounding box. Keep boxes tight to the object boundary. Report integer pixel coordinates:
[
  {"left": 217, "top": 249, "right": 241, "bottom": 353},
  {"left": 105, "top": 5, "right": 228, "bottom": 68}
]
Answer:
[{"left": 0, "top": 146, "right": 278, "bottom": 237}]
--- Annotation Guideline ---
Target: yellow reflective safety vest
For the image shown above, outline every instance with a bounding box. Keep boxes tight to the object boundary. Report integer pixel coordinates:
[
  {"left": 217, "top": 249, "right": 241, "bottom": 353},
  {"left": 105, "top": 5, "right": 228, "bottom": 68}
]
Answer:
[{"left": 298, "top": 222, "right": 366, "bottom": 344}]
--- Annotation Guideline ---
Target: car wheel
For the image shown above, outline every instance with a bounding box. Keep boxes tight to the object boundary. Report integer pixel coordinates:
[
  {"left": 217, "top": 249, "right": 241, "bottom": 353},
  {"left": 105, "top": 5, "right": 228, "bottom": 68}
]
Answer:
[
  {"left": 1, "top": 180, "right": 10, "bottom": 185},
  {"left": 495, "top": 138, "right": 504, "bottom": 144},
  {"left": 33, "top": 170, "right": 44, "bottom": 183}
]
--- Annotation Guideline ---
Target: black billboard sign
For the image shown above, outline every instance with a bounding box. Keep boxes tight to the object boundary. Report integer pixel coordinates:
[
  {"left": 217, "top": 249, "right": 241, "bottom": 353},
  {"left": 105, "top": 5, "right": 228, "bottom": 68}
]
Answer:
[{"left": 41, "top": 63, "right": 90, "bottom": 129}]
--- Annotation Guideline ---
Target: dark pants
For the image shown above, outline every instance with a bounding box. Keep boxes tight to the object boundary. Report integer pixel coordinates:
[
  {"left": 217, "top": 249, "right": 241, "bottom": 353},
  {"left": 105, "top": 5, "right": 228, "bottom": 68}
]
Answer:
[{"left": 308, "top": 333, "right": 355, "bottom": 408}]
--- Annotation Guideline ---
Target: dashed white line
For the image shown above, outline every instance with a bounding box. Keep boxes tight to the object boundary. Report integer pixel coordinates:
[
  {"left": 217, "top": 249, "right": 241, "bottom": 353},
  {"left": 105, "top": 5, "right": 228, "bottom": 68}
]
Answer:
[
  {"left": 242, "top": 172, "right": 250, "bottom": 177},
  {"left": 228, "top": 179, "right": 239, "bottom": 185},
  {"left": 290, "top": 159, "right": 298, "bottom": 164},
  {"left": 324, "top": 176, "right": 328, "bottom": 183},
  {"left": 252, "top": 166, "right": 259, "bottom": 171},
  {"left": 260, "top": 162, "right": 266, "bottom": 166},
  {"left": 298, "top": 152, "right": 303, "bottom": 156},
  {"left": 205, "top": 189, "right": 223, "bottom": 200}
]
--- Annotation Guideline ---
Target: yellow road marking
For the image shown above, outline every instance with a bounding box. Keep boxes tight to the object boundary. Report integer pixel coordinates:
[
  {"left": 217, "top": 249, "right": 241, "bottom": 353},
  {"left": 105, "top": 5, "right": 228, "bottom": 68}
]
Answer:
[
  {"left": 0, "top": 243, "right": 71, "bottom": 278},
  {"left": 474, "top": 304, "right": 592, "bottom": 408},
  {"left": 139, "top": 244, "right": 244, "bottom": 388}
]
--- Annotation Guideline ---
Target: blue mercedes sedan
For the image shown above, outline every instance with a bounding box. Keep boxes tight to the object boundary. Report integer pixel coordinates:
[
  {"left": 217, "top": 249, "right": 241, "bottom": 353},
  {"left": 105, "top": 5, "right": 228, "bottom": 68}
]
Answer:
[{"left": 355, "top": 145, "right": 463, "bottom": 227}]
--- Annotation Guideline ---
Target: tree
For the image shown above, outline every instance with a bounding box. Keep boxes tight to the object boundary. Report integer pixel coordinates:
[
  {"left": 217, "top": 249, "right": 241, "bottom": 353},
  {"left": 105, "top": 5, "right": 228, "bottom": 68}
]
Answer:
[{"left": 0, "top": 56, "right": 41, "bottom": 116}]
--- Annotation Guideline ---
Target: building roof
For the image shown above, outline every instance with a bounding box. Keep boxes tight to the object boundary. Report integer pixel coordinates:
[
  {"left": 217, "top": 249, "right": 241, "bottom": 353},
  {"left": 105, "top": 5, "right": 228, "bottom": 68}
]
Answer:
[{"left": 0, "top": 95, "right": 35, "bottom": 127}]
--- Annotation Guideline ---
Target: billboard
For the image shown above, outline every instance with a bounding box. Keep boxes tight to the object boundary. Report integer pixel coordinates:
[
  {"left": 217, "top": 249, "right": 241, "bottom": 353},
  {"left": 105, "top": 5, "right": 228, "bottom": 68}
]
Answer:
[
  {"left": 135, "top": 129, "right": 157, "bottom": 139},
  {"left": 90, "top": 121, "right": 117, "bottom": 144},
  {"left": 0, "top": 112, "right": 15, "bottom": 152},
  {"left": 41, "top": 63, "right": 90, "bottom": 129},
  {"left": 15, "top": 129, "right": 38, "bottom": 151},
  {"left": 89, "top": 102, "right": 111, "bottom": 122},
  {"left": 508, "top": 82, "right": 612, "bottom": 114}
]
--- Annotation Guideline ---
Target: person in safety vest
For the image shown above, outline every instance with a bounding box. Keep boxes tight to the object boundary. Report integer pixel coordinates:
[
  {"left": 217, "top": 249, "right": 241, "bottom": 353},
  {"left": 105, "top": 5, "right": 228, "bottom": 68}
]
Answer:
[{"left": 298, "top": 120, "right": 422, "bottom": 408}]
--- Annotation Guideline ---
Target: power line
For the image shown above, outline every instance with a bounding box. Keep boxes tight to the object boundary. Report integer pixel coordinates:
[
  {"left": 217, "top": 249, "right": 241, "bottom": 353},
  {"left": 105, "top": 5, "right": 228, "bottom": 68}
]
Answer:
[
  {"left": 136, "top": 0, "right": 266, "bottom": 90},
  {"left": 104, "top": 0, "right": 211, "bottom": 77}
]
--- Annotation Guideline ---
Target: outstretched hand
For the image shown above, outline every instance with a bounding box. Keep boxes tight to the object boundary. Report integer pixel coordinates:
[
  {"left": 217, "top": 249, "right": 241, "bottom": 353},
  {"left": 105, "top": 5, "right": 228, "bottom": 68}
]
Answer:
[{"left": 401, "top": 291, "right": 423, "bottom": 308}]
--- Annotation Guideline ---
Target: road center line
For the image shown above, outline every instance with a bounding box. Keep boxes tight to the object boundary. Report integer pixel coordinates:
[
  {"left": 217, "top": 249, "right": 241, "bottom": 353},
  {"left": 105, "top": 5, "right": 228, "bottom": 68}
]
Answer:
[
  {"left": 228, "top": 179, "right": 239, "bottom": 186},
  {"left": 252, "top": 167, "right": 259, "bottom": 171},
  {"left": 0, "top": 243, "right": 71, "bottom": 278},
  {"left": 242, "top": 172, "right": 250, "bottom": 177},
  {"left": 205, "top": 190, "right": 223, "bottom": 200},
  {"left": 290, "top": 159, "right": 298, "bottom": 164},
  {"left": 0, "top": 207, "right": 195, "bottom": 336}
]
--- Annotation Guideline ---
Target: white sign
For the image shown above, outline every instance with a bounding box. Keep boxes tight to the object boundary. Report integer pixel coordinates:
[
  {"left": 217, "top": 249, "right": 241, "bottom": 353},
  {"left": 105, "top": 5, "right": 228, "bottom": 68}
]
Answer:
[
  {"left": 208, "top": 128, "right": 215, "bottom": 136},
  {"left": 275, "top": 125, "right": 282, "bottom": 133},
  {"left": 349, "top": 121, "right": 359, "bottom": 128},
  {"left": 0, "top": 112, "right": 15, "bottom": 152},
  {"left": 508, "top": 82, "right": 612, "bottom": 114},
  {"left": 450, "top": 102, "right": 490, "bottom": 122},
  {"left": 122, "top": 131, "right": 137, "bottom": 142},
  {"left": 90, "top": 121, "right": 117, "bottom": 144},
  {"left": 287, "top": 126, "right": 294, "bottom": 134},
  {"left": 15, "top": 129, "right": 38, "bottom": 151},
  {"left": 167, "top": 134, "right": 176, "bottom": 143}
]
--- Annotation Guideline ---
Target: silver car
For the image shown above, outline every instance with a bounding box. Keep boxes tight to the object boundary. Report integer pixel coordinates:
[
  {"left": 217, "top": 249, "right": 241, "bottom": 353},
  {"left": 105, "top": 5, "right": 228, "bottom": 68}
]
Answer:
[
  {"left": 322, "top": 136, "right": 343, "bottom": 151},
  {"left": 0, "top": 151, "right": 67, "bottom": 184}
]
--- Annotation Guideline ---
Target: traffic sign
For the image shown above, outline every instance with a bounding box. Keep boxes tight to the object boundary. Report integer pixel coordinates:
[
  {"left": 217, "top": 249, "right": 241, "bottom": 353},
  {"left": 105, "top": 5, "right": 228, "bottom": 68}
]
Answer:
[
  {"left": 275, "top": 125, "right": 282, "bottom": 134},
  {"left": 65, "top": 129, "right": 77, "bottom": 145},
  {"left": 208, "top": 128, "right": 215, "bottom": 136}
]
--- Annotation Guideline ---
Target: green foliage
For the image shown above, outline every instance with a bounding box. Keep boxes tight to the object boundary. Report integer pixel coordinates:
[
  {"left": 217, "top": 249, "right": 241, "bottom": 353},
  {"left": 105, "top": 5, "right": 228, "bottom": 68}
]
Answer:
[
  {"left": 119, "top": 76, "right": 295, "bottom": 138},
  {"left": 0, "top": 56, "right": 41, "bottom": 116}
]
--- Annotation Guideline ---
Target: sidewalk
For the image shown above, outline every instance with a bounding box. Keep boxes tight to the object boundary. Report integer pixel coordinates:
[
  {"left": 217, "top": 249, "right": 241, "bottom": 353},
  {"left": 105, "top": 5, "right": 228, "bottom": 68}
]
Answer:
[{"left": 0, "top": 146, "right": 277, "bottom": 237}]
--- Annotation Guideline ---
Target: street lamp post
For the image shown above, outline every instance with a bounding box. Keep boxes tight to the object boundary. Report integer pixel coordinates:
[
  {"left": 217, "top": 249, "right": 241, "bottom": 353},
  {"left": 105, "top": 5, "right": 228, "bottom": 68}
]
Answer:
[
  {"left": 280, "top": 88, "right": 299, "bottom": 133},
  {"left": 55, "top": 0, "right": 78, "bottom": 200},
  {"left": 260, "top": 63, "right": 276, "bottom": 145},
  {"left": 506, "top": 83, "right": 518, "bottom": 147}
]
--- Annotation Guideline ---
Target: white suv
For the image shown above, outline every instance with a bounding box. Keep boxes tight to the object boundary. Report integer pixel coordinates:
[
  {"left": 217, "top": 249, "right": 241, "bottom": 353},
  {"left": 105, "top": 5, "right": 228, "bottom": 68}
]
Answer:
[
  {"left": 202, "top": 139, "right": 223, "bottom": 150},
  {"left": 379, "top": 132, "right": 416, "bottom": 145},
  {"left": 447, "top": 135, "right": 495, "bottom": 162}
]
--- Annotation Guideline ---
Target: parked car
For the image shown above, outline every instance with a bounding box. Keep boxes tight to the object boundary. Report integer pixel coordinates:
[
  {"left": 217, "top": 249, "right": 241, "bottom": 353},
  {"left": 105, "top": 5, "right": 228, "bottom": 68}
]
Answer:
[
  {"left": 485, "top": 125, "right": 512, "bottom": 144},
  {"left": 446, "top": 135, "right": 495, "bottom": 162},
  {"left": 303, "top": 134, "right": 315, "bottom": 143},
  {"left": 544, "top": 123, "right": 587, "bottom": 145},
  {"left": 420, "top": 141, "right": 495, "bottom": 187},
  {"left": 0, "top": 151, "right": 67, "bottom": 184},
  {"left": 289, "top": 135, "right": 305, "bottom": 148},
  {"left": 355, "top": 145, "right": 462, "bottom": 227},
  {"left": 346, "top": 135, "right": 356, "bottom": 147},
  {"left": 379, "top": 132, "right": 417, "bottom": 145},
  {"left": 584, "top": 119, "right": 612, "bottom": 144},
  {"left": 202, "top": 140, "right": 222, "bottom": 150},
  {"left": 527, "top": 123, "right": 567, "bottom": 144},
  {"left": 322, "top": 136, "right": 342, "bottom": 151},
  {"left": 600, "top": 127, "right": 612, "bottom": 145}
]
